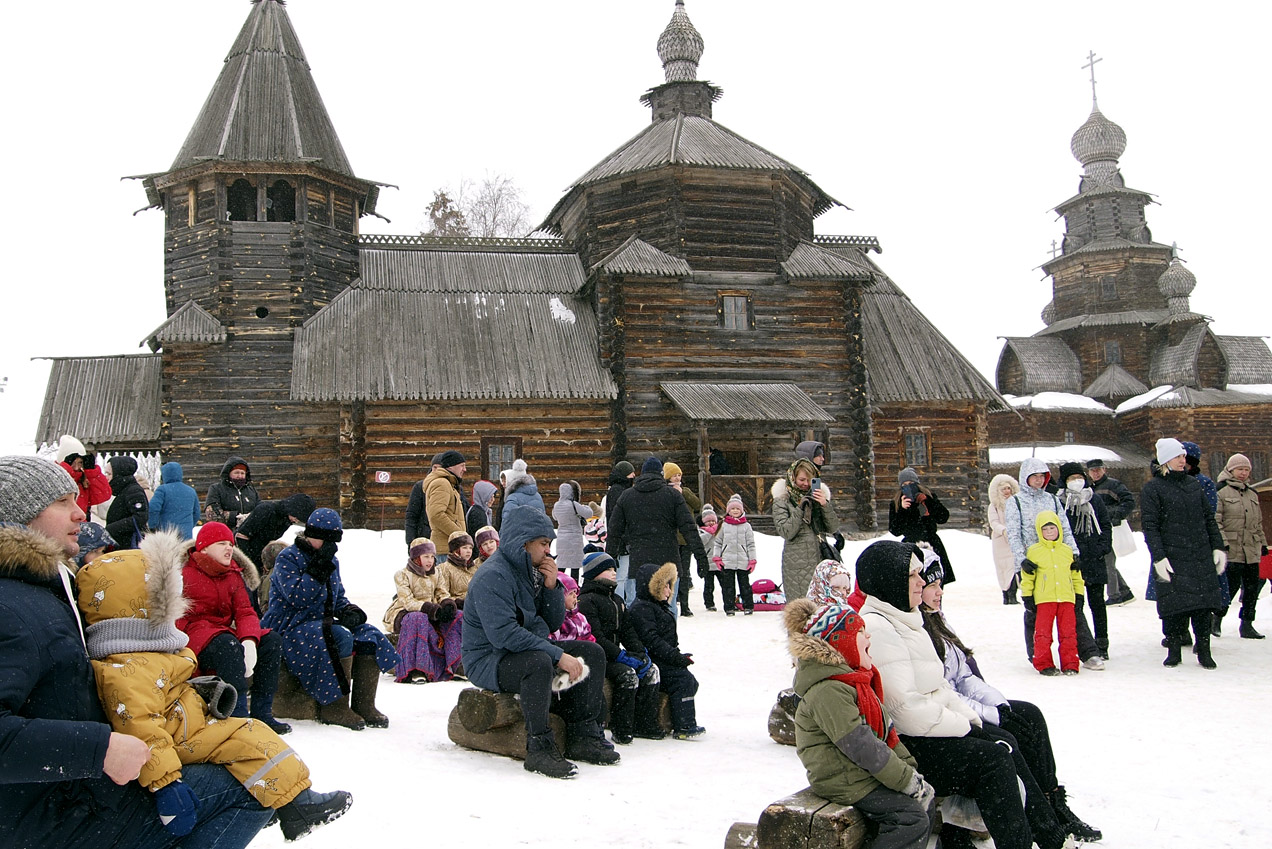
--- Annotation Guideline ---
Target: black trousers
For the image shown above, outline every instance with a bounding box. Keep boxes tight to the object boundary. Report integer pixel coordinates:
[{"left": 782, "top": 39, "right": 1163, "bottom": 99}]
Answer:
[
  {"left": 716, "top": 569, "right": 754, "bottom": 611},
  {"left": 852, "top": 786, "right": 934, "bottom": 849},
  {"left": 676, "top": 544, "right": 694, "bottom": 611},
  {"left": 1220, "top": 562, "right": 1266, "bottom": 622},
  {"left": 496, "top": 639, "right": 606, "bottom": 736},
  {"left": 660, "top": 665, "right": 699, "bottom": 730},
  {"left": 978, "top": 719, "right": 1065, "bottom": 845},
  {"left": 1025, "top": 595, "right": 1099, "bottom": 661},
  {"left": 604, "top": 660, "right": 661, "bottom": 734},
  {"left": 198, "top": 630, "right": 283, "bottom": 718},
  {"left": 1077, "top": 583, "right": 1108, "bottom": 652},
  {"left": 899, "top": 734, "right": 1033, "bottom": 849}
]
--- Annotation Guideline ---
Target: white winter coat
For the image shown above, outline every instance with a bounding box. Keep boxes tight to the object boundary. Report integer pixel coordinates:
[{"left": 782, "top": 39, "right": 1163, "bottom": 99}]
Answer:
[
  {"left": 1003, "top": 457, "right": 1077, "bottom": 568},
  {"left": 859, "top": 595, "right": 981, "bottom": 738},
  {"left": 712, "top": 518, "right": 756, "bottom": 570}
]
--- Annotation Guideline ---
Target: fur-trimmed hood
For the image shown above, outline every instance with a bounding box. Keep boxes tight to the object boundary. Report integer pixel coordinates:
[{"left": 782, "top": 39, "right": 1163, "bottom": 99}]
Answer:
[
  {"left": 77, "top": 529, "right": 190, "bottom": 627},
  {"left": 634, "top": 561, "right": 678, "bottom": 603},
  {"left": 180, "top": 538, "right": 262, "bottom": 590},
  {"left": 988, "top": 473, "right": 1020, "bottom": 510},
  {"left": 0, "top": 523, "right": 67, "bottom": 582},
  {"left": 784, "top": 597, "right": 848, "bottom": 666},
  {"left": 771, "top": 478, "right": 832, "bottom": 501}
]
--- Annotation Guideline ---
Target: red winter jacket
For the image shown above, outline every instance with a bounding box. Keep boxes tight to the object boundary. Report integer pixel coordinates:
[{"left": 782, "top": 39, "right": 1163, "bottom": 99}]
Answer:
[
  {"left": 176, "top": 549, "right": 267, "bottom": 657},
  {"left": 59, "top": 461, "right": 111, "bottom": 515}
]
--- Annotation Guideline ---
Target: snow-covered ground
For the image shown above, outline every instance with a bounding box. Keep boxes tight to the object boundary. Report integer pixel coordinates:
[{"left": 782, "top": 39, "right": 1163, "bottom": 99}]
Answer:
[{"left": 251, "top": 527, "right": 1271, "bottom": 848}]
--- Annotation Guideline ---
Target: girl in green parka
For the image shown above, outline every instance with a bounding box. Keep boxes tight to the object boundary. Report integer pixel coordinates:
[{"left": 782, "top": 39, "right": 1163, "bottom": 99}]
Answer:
[{"left": 784, "top": 597, "right": 935, "bottom": 849}]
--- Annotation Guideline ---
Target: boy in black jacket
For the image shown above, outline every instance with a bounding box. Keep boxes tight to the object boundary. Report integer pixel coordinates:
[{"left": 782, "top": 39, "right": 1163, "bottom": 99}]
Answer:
[
  {"left": 629, "top": 561, "right": 704, "bottom": 739},
  {"left": 576, "top": 552, "right": 665, "bottom": 743}
]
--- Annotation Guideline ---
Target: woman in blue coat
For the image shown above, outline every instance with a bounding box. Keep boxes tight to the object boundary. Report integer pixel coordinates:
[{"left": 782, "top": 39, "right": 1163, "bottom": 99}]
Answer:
[
  {"left": 148, "top": 461, "right": 201, "bottom": 539},
  {"left": 262, "top": 508, "right": 399, "bottom": 730}
]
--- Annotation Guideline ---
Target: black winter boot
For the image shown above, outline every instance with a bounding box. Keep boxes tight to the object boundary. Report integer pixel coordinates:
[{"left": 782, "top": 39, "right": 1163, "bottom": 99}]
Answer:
[
  {"left": 350, "top": 653, "right": 389, "bottom": 728},
  {"left": 1048, "top": 785, "right": 1102, "bottom": 842},
  {"left": 609, "top": 685, "right": 637, "bottom": 744},
  {"left": 565, "top": 721, "right": 621, "bottom": 765},
  {"left": 1195, "top": 628, "right": 1217, "bottom": 670},
  {"left": 1211, "top": 615, "right": 1223, "bottom": 638},
  {"left": 525, "top": 731, "right": 577, "bottom": 779},
  {"left": 318, "top": 657, "right": 365, "bottom": 730},
  {"left": 1163, "top": 641, "right": 1182, "bottom": 668},
  {"left": 1240, "top": 619, "right": 1265, "bottom": 639},
  {"left": 249, "top": 690, "right": 291, "bottom": 735},
  {"left": 277, "top": 788, "right": 353, "bottom": 842}
]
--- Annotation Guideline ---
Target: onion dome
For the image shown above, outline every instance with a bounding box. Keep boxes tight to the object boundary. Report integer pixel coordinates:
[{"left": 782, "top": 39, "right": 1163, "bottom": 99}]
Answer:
[
  {"left": 1158, "top": 257, "right": 1196, "bottom": 298},
  {"left": 658, "top": 0, "right": 704, "bottom": 83},
  {"left": 1070, "top": 107, "right": 1127, "bottom": 166},
  {"left": 1041, "top": 301, "right": 1055, "bottom": 326}
]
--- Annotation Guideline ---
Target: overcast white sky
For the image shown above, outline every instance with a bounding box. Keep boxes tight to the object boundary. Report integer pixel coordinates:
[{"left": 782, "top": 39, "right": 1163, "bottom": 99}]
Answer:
[{"left": 2, "top": 1, "right": 1268, "bottom": 452}]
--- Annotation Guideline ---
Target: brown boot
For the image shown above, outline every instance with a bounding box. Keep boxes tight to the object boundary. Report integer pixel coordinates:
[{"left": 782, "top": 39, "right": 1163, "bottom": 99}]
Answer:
[
  {"left": 350, "top": 653, "right": 390, "bottom": 728},
  {"left": 318, "top": 657, "right": 365, "bottom": 730}
]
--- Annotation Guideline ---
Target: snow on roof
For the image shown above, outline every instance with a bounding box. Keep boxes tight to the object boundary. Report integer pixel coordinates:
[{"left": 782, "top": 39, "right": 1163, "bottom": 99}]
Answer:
[
  {"left": 1227, "top": 384, "right": 1272, "bottom": 396},
  {"left": 1114, "top": 385, "right": 1177, "bottom": 414},
  {"left": 1002, "top": 392, "right": 1113, "bottom": 414},
  {"left": 990, "top": 444, "right": 1123, "bottom": 466}
]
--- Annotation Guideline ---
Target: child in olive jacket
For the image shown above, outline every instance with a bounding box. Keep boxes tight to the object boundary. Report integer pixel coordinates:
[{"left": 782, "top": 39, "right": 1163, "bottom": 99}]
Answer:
[
  {"left": 785, "top": 597, "right": 935, "bottom": 849},
  {"left": 1021, "top": 511, "right": 1085, "bottom": 675}
]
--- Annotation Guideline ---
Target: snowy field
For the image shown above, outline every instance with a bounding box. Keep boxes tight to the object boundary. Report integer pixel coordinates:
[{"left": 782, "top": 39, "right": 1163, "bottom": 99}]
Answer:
[{"left": 250, "top": 527, "right": 1271, "bottom": 849}]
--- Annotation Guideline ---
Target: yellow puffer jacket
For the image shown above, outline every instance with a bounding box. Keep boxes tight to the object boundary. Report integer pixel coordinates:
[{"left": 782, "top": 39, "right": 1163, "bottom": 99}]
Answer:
[
  {"left": 1020, "top": 511, "right": 1085, "bottom": 604},
  {"left": 77, "top": 532, "right": 310, "bottom": 807}
]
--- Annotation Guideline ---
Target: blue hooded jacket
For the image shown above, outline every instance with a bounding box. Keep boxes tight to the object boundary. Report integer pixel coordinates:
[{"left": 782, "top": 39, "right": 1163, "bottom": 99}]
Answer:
[
  {"left": 147, "top": 461, "right": 200, "bottom": 539},
  {"left": 460, "top": 504, "right": 563, "bottom": 691}
]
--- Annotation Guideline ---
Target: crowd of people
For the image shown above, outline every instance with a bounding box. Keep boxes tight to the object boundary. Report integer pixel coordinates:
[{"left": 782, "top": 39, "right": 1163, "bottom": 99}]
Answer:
[{"left": 5, "top": 428, "right": 1267, "bottom": 845}]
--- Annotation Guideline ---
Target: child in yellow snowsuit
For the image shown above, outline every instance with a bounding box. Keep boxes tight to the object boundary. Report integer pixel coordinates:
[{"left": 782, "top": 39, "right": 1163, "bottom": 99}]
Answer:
[
  {"left": 77, "top": 530, "right": 352, "bottom": 841},
  {"left": 1021, "top": 511, "right": 1086, "bottom": 675}
]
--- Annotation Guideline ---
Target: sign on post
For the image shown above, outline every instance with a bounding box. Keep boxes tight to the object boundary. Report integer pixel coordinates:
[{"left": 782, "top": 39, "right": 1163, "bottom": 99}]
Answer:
[{"left": 375, "top": 471, "right": 392, "bottom": 533}]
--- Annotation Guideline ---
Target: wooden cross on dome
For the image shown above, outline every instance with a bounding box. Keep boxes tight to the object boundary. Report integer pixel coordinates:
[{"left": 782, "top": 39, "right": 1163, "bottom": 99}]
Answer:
[{"left": 1083, "top": 50, "right": 1103, "bottom": 108}]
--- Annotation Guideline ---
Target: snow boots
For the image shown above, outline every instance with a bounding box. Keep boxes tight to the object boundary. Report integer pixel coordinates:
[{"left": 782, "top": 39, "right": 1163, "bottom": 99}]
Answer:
[
  {"left": 277, "top": 788, "right": 353, "bottom": 842},
  {"left": 609, "top": 684, "right": 637, "bottom": 744},
  {"left": 1048, "top": 785, "right": 1102, "bottom": 843},
  {"left": 565, "top": 721, "right": 621, "bottom": 765},
  {"left": 250, "top": 689, "right": 292, "bottom": 736},
  {"left": 1240, "top": 619, "right": 1265, "bottom": 639},
  {"left": 318, "top": 657, "right": 366, "bottom": 730},
  {"left": 350, "top": 653, "right": 389, "bottom": 728},
  {"left": 1163, "top": 640, "right": 1182, "bottom": 668},
  {"left": 1194, "top": 625, "right": 1217, "bottom": 670},
  {"left": 525, "top": 731, "right": 577, "bottom": 779}
]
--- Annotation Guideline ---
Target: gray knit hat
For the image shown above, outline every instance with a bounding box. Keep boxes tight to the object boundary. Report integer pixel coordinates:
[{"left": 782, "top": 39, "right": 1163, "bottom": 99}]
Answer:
[{"left": 0, "top": 456, "right": 78, "bottom": 524}]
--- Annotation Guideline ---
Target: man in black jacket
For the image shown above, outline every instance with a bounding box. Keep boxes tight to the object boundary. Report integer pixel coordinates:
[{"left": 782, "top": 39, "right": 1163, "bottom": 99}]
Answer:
[
  {"left": 0, "top": 455, "right": 272, "bottom": 849},
  {"left": 608, "top": 457, "right": 708, "bottom": 617},
  {"left": 1087, "top": 459, "right": 1136, "bottom": 605},
  {"left": 235, "top": 492, "right": 316, "bottom": 570},
  {"left": 204, "top": 455, "right": 260, "bottom": 529}
]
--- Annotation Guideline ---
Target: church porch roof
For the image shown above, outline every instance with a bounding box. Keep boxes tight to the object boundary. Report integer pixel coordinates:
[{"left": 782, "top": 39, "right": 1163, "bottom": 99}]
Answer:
[{"left": 35, "top": 355, "right": 161, "bottom": 445}]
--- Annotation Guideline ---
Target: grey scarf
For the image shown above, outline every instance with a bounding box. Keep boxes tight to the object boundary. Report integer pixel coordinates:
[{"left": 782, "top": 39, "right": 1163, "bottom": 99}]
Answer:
[{"left": 1062, "top": 487, "right": 1101, "bottom": 539}]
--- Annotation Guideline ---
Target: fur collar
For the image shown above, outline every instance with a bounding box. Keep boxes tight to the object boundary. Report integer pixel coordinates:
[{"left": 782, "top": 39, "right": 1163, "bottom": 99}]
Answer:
[
  {"left": 771, "top": 478, "right": 831, "bottom": 501},
  {"left": 180, "top": 538, "right": 262, "bottom": 590},
  {"left": 138, "top": 530, "right": 192, "bottom": 626},
  {"left": 0, "top": 524, "right": 67, "bottom": 581}
]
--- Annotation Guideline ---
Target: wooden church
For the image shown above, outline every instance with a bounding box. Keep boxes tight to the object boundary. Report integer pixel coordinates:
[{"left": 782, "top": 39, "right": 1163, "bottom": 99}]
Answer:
[
  {"left": 990, "top": 79, "right": 1272, "bottom": 500},
  {"left": 37, "top": 0, "right": 1007, "bottom": 531}
]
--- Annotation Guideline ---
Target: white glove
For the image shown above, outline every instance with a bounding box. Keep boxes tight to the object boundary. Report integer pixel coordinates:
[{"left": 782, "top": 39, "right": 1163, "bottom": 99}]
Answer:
[
  {"left": 903, "top": 770, "right": 936, "bottom": 808},
  {"left": 1153, "top": 558, "right": 1174, "bottom": 582},
  {"left": 241, "top": 640, "right": 258, "bottom": 678},
  {"left": 1214, "top": 550, "right": 1228, "bottom": 575}
]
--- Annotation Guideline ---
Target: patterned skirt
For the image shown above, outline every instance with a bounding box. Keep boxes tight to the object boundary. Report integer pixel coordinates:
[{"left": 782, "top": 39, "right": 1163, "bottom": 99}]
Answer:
[{"left": 395, "top": 611, "right": 464, "bottom": 682}]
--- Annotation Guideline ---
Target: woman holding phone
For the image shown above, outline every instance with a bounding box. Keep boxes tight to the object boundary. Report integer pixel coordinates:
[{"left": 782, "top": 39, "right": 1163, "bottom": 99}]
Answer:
[{"left": 889, "top": 468, "right": 955, "bottom": 585}]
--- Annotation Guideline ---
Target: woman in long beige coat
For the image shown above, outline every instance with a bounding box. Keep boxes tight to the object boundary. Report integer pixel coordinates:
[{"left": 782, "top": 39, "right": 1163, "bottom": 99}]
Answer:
[
  {"left": 1214, "top": 453, "right": 1267, "bottom": 638},
  {"left": 988, "top": 474, "right": 1021, "bottom": 604}
]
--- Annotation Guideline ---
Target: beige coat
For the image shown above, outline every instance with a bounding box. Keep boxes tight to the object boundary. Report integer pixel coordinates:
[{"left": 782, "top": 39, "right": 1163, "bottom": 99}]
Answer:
[
  {"left": 1215, "top": 471, "right": 1266, "bottom": 564},
  {"left": 423, "top": 467, "right": 466, "bottom": 552},
  {"left": 383, "top": 566, "right": 450, "bottom": 632},
  {"left": 439, "top": 558, "right": 480, "bottom": 602},
  {"left": 987, "top": 473, "right": 1020, "bottom": 591}
]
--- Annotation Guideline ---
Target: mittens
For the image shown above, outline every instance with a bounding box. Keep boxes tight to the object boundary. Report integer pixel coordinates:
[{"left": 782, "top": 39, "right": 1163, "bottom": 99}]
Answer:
[
  {"left": 436, "top": 598, "right": 458, "bottom": 624},
  {"left": 336, "top": 604, "right": 367, "bottom": 628},
  {"left": 1213, "top": 549, "right": 1228, "bottom": 575},
  {"left": 1020, "top": 558, "right": 1038, "bottom": 575},
  {"left": 903, "top": 771, "right": 936, "bottom": 808},
  {"left": 746, "top": 559, "right": 757, "bottom": 573},
  {"left": 1153, "top": 558, "right": 1174, "bottom": 582},
  {"left": 241, "top": 640, "right": 257, "bottom": 678},
  {"left": 154, "top": 780, "right": 200, "bottom": 836},
  {"left": 616, "top": 649, "right": 643, "bottom": 670},
  {"left": 711, "top": 557, "right": 725, "bottom": 568}
]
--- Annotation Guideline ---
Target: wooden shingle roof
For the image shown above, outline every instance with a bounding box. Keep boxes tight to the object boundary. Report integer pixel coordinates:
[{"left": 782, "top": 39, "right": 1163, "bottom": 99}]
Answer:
[
  {"left": 998, "top": 337, "right": 1083, "bottom": 394},
  {"left": 661, "top": 382, "right": 834, "bottom": 423},
  {"left": 592, "top": 236, "right": 692, "bottom": 277},
  {"left": 856, "top": 255, "right": 1010, "bottom": 408},
  {"left": 1035, "top": 309, "right": 1168, "bottom": 336},
  {"left": 1217, "top": 335, "right": 1272, "bottom": 385},
  {"left": 168, "top": 0, "right": 356, "bottom": 179},
  {"left": 291, "top": 245, "right": 617, "bottom": 402},
  {"left": 35, "top": 355, "right": 161, "bottom": 445},
  {"left": 1084, "top": 363, "right": 1149, "bottom": 399},
  {"left": 141, "top": 300, "right": 227, "bottom": 351},
  {"left": 781, "top": 242, "right": 873, "bottom": 281},
  {"left": 1149, "top": 323, "right": 1209, "bottom": 387}
]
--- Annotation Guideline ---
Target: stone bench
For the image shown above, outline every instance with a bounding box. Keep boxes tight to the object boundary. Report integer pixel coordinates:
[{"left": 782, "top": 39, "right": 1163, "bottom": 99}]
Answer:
[
  {"left": 725, "top": 787, "right": 867, "bottom": 849},
  {"left": 447, "top": 682, "right": 673, "bottom": 759}
]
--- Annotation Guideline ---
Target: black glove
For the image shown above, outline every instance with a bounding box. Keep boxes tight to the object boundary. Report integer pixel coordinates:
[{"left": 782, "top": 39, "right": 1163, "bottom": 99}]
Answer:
[
  {"left": 682, "top": 653, "right": 695, "bottom": 666},
  {"left": 336, "top": 604, "right": 367, "bottom": 628},
  {"left": 436, "top": 598, "right": 458, "bottom": 624},
  {"left": 999, "top": 711, "right": 1038, "bottom": 749},
  {"left": 965, "top": 724, "right": 992, "bottom": 741},
  {"left": 996, "top": 703, "right": 1013, "bottom": 721},
  {"left": 1263, "top": 545, "right": 1268, "bottom": 558},
  {"left": 1023, "top": 596, "right": 1036, "bottom": 613},
  {"left": 305, "top": 559, "right": 337, "bottom": 582},
  {"left": 82, "top": 452, "right": 97, "bottom": 470},
  {"left": 1020, "top": 558, "right": 1038, "bottom": 575}
]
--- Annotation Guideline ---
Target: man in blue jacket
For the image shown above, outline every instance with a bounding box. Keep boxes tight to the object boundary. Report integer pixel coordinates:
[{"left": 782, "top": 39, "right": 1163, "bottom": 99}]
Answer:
[
  {"left": 461, "top": 502, "right": 618, "bottom": 778},
  {"left": 0, "top": 455, "right": 273, "bottom": 848}
]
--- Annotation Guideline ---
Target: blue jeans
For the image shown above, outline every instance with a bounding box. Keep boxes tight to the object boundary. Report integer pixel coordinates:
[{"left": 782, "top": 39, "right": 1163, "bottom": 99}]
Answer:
[
  {"left": 128, "top": 764, "right": 275, "bottom": 849},
  {"left": 615, "top": 555, "right": 636, "bottom": 607}
]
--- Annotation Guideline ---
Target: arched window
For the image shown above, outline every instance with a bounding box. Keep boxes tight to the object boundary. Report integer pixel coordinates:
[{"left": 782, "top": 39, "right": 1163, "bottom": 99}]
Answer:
[
  {"left": 267, "top": 179, "right": 296, "bottom": 222},
  {"left": 227, "top": 179, "right": 256, "bottom": 221}
]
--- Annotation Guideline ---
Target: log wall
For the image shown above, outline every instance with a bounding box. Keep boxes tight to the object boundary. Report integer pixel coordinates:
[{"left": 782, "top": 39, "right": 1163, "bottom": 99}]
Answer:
[{"left": 1048, "top": 251, "right": 1171, "bottom": 321}]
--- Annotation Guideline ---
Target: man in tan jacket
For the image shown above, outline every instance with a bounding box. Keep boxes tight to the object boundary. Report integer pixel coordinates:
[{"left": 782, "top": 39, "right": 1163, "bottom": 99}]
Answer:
[
  {"left": 1215, "top": 453, "right": 1267, "bottom": 639},
  {"left": 425, "top": 450, "right": 468, "bottom": 560}
]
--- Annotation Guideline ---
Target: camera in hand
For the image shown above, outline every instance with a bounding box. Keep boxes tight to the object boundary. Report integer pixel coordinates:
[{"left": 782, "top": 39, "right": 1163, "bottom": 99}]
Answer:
[{"left": 901, "top": 482, "right": 920, "bottom": 502}]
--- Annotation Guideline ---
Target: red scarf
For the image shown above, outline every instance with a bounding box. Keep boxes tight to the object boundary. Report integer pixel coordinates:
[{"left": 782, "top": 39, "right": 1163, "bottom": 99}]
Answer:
[
  {"left": 190, "top": 551, "right": 237, "bottom": 578},
  {"left": 829, "top": 667, "right": 899, "bottom": 749}
]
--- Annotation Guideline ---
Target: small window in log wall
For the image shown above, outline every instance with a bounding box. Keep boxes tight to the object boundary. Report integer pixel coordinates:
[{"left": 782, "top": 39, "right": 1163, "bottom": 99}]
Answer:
[
  {"left": 1100, "top": 275, "right": 1118, "bottom": 301},
  {"left": 902, "top": 430, "right": 929, "bottom": 468},
  {"left": 1104, "top": 340, "right": 1122, "bottom": 365},
  {"left": 481, "top": 437, "right": 523, "bottom": 482},
  {"left": 267, "top": 180, "right": 296, "bottom": 222},
  {"left": 227, "top": 179, "right": 256, "bottom": 221},
  {"left": 1064, "top": 431, "right": 1075, "bottom": 444},
  {"left": 719, "top": 293, "right": 753, "bottom": 331}
]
